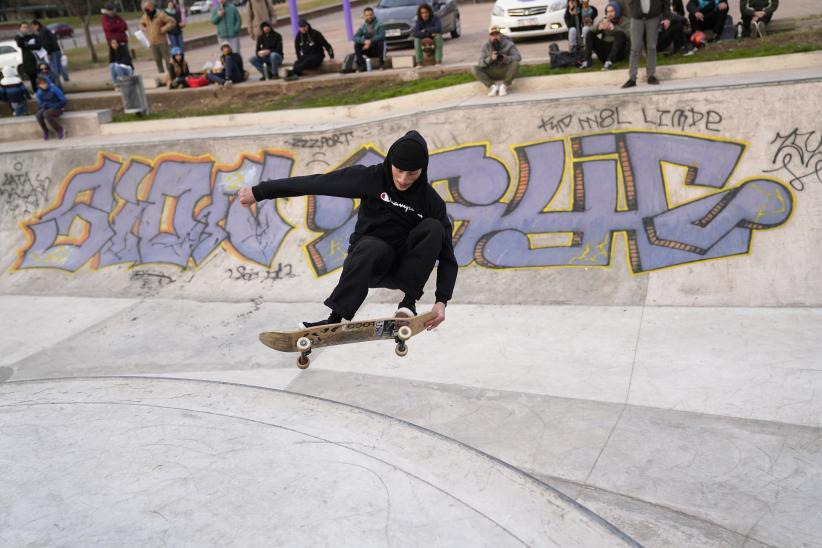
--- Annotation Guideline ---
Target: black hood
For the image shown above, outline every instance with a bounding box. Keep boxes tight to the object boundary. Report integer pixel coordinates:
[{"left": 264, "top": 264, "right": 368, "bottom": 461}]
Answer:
[{"left": 383, "top": 130, "right": 430, "bottom": 189}]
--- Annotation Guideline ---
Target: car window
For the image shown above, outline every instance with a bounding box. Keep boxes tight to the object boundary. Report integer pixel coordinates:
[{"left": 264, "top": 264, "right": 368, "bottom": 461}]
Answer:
[
  {"left": 0, "top": 45, "right": 16, "bottom": 54},
  {"left": 377, "top": 0, "right": 423, "bottom": 8}
]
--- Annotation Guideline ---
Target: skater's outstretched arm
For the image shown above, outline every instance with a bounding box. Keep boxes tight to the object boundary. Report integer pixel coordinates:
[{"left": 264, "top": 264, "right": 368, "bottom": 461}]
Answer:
[{"left": 238, "top": 164, "right": 379, "bottom": 206}]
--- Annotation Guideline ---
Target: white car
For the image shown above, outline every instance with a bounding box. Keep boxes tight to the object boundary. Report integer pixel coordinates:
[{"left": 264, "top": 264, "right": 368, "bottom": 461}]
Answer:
[
  {"left": 491, "top": 0, "right": 568, "bottom": 39},
  {"left": 0, "top": 40, "right": 22, "bottom": 71},
  {"left": 189, "top": 0, "right": 211, "bottom": 14}
]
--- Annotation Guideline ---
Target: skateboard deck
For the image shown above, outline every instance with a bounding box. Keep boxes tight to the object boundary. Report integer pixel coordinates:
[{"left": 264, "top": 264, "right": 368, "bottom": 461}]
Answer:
[{"left": 259, "top": 311, "right": 437, "bottom": 369}]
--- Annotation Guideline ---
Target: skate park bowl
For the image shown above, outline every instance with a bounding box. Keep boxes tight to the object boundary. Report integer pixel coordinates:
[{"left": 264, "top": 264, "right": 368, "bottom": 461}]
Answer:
[{"left": 2, "top": 66, "right": 822, "bottom": 546}]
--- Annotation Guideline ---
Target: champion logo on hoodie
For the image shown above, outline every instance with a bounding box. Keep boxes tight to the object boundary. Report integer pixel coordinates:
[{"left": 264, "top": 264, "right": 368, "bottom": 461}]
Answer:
[{"left": 380, "top": 192, "right": 423, "bottom": 218}]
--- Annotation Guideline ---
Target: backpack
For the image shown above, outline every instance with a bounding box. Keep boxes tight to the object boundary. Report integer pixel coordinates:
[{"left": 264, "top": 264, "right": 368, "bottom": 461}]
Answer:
[
  {"left": 340, "top": 53, "right": 356, "bottom": 74},
  {"left": 548, "top": 43, "right": 581, "bottom": 69}
]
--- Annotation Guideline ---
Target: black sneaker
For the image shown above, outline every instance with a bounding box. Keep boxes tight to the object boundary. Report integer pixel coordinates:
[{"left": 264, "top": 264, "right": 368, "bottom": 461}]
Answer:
[
  {"left": 621, "top": 79, "right": 636, "bottom": 89},
  {"left": 396, "top": 298, "right": 417, "bottom": 318},
  {"left": 301, "top": 311, "right": 342, "bottom": 328},
  {"left": 647, "top": 75, "right": 660, "bottom": 85}
]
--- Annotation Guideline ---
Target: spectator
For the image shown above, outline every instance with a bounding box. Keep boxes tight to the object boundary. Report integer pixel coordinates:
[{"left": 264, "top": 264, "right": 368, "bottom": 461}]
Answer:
[
  {"left": 35, "top": 75, "right": 67, "bottom": 141},
  {"left": 686, "top": 0, "right": 729, "bottom": 42},
  {"left": 657, "top": 10, "right": 687, "bottom": 54},
  {"left": 247, "top": 0, "right": 277, "bottom": 42},
  {"left": 109, "top": 39, "right": 134, "bottom": 82},
  {"left": 212, "top": 0, "right": 243, "bottom": 55},
  {"left": 622, "top": 0, "right": 670, "bottom": 88},
  {"left": 37, "top": 62, "right": 58, "bottom": 88},
  {"left": 15, "top": 23, "right": 41, "bottom": 93},
  {"left": 740, "top": 0, "right": 777, "bottom": 38},
  {"left": 284, "top": 19, "right": 334, "bottom": 82},
  {"left": 31, "top": 20, "right": 65, "bottom": 87},
  {"left": 249, "top": 21, "right": 283, "bottom": 80},
  {"left": 472, "top": 25, "right": 521, "bottom": 97},
  {"left": 166, "top": 47, "right": 190, "bottom": 88},
  {"left": 101, "top": 2, "right": 130, "bottom": 67},
  {"left": 164, "top": 0, "right": 186, "bottom": 52},
  {"left": 0, "top": 66, "right": 31, "bottom": 117},
  {"left": 580, "top": 2, "right": 630, "bottom": 70},
  {"left": 140, "top": 0, "right": 177, "bottom": 73},
  {"left": 354, "top": 7, "right": 385, "bottom": 71},
  {"left": 206, "top": 42, "right": 246, "bottom": 86},
  {"left": 412, "top": 4, "right": 443, "bottom": 66},
  {"left": 565, "top": 0, "right": 599, "bottom": 54}
]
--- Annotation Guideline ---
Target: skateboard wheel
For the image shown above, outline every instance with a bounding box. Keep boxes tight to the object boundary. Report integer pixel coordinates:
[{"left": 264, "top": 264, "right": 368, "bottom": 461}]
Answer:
[
  {"left": 397, "top": 325, "right": 412, "bottom": 341},
  {"left": 297, "top": 337, "right": 312, "bottom": 352},
  {"left": 297, "top": 355, "right": 310, "bottom": 369},
  {"left": 395, "top": 343, "right": 408, "bottom": 357}
]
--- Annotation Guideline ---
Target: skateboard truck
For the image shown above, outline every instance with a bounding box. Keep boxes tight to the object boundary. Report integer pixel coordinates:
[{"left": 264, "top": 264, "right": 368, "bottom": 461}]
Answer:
[
  {"left": 394, "top": 325, "right": 412, "bottom": 357},
  {"left": 296, "top": 337, "right": 312, "bottom": 369}
]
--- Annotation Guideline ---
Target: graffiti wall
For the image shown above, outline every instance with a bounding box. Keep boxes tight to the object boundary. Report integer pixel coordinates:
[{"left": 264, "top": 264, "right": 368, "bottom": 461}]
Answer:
[{"left": 1, "top": 82, "right": 820, "bottom": 306}]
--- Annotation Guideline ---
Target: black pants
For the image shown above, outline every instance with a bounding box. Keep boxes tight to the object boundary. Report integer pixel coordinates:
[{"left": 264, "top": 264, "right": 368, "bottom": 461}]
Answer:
[
  {"left": 584, "top": 32, "right": 628, "bottom": 65},
  {"left": 325, "top": 218, "right": 444, "bottom": 320},
  {"left": 658, "top": 18, "right": 686, "bottom": 53},
  {"left": 689, "top": 8, "right": 728, "bottom": 38},
  {"left": 354, "top": 39, "right": 384, "bottom": 70},
  {"left": 741, "top": 11, "right": 773, "bottom": 37},
  {"left": 291, "top": 52, "right": 323, "bottom": 76}
]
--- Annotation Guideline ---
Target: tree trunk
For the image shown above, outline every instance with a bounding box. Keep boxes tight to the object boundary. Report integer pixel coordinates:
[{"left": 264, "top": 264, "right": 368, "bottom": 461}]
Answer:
[{"left": 83, "top": 14, "right": 99, "bottom": 63}]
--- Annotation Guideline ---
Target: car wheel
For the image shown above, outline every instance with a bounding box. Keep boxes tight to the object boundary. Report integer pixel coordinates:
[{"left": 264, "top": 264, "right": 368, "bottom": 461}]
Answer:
[{"left": 451, "top": 16, "right": 461, "bottom": 39}]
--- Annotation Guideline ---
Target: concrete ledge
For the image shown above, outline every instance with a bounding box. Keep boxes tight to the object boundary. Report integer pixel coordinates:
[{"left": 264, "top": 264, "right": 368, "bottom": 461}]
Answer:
[{"left": 0, "top": 109, "right": 112, "bottom": 142}]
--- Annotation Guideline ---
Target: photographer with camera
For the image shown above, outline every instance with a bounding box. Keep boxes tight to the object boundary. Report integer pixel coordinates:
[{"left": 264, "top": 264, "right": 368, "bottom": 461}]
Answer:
[{"left": 472, "top": 25, "right": 521, "bottom": 97}]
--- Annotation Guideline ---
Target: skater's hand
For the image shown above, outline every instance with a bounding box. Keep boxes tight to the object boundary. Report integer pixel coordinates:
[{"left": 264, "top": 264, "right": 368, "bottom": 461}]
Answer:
[
  {"left": 237, "top": 186, "right": 256, "bottom": 207},
  {"left": 425, "top": 302, "right": 446, "bottom": 330}
]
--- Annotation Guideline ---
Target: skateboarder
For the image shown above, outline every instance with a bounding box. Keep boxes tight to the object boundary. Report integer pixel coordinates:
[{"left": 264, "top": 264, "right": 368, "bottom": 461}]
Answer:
[{"left": 238, "top": 130, "right": 456, "bottom": 330}]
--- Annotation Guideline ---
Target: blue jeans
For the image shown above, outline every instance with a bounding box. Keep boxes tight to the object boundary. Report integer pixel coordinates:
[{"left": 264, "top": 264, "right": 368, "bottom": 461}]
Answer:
[
  {"left": 110, "top": 63, "right": 133, "bottom": 82},
  {"left": 168, "top": 33, "right": 184, "bottom": 51},
  {"left": 48, "top": 51, "right": 64, "bottom": 86},
  {"left": 249, "top": 52, "right": 282, "bottom": 78},
  {"left": 10, "top": 102, "right": 27, "bottom": 116}
]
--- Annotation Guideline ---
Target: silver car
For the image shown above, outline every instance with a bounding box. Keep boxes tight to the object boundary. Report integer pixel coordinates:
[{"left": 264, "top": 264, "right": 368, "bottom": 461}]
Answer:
[{"left": 374, "top": 0, "right": 461, "bottom": 46}]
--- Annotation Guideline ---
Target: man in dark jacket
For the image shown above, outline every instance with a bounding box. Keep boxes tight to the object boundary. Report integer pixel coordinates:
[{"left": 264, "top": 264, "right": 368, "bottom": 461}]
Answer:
[
  {"left": 740, "top": 0, "right": 777, "bottom": 38},
  {"left": 101, "top": 2, "right": 130, "bottom": 64},
  {"left": 622, "top": 0, "right": 670, "bottom": 88},
  {"left": 284, "top": 19, "right": 334, "bottom": 81},
  {"left": 15, "top": 23, "right": 41, "bottom": 93},
  {"left": 249, "top": 21, "right": 283, "bottom": 79},
  {"left": 237, "top": 131, "right": 457, "bottom": 329},
  {"left": 657, "top": 10, "right": 687, "bottom": 55},
  {"left": 31, "top": 20, "right": 66, "bottom": 86},
  {"left": 687, "top": 0, "right": 729, "bottom": 42}
]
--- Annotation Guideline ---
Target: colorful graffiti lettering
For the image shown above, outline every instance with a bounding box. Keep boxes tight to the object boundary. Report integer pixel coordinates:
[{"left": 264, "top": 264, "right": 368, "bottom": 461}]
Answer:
[{"left": 14, "top": 131, "right": 793, "bottom": 275}]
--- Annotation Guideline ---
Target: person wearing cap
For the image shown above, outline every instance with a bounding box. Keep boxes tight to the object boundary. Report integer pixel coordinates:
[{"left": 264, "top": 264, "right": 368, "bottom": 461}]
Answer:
[
  {"left": 207, "top": 42, "right": 246, "bottom": 86},
  {"left": 247, "top": 0, "right": 277, "bottom": 42},
  {"left": 249, "top": 21, "right": 283, "bottom": 80},
  {"left": 0, "top": 66, "right": 31, "bottom": 116},
  {"left": 622, "top": 0, "right": 670, "bottom": 88},
  {"left": 34, "top": 75, "right": 67, "bottom": 141},
  {"left": 473, "top": 25, "right": 521, "bottom": 97},
  {"left": 237, "top": 131, "right": 457, "bottom": 329},
  {"left": 284, "top": 19, "right": 334, "bottom": 81},
  {"left": 140, "top": 0, "right": 177, "bottom": 74},
  {"left": 212, "top": 0, "right": 243, "bottom": 55},
  {"left": 579, "top": 2, "right": 630, "bottom": 70},
  {"left": 101, "top": 2, "right": 130, "bottom": 67},
  {"left": 167, "top": 46, "right": 191, "bottom": 88},
  {"left": 31, "top": 20, "right": 66, "bottom": 87}
]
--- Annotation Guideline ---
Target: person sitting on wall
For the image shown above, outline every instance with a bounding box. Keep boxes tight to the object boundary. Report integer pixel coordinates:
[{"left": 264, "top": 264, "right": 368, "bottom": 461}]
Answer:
[
  {"left": 579, "top": 2, "right": 630, "bottom": 70},
  {"left": 657, "top": 9, "right": 688, "bottom": 55},
  {"left": 206, "top": 42, "right": 247, "bottom": 86},
  {"left": 109, "top": 39, "right": 134, "bottom": 82},
  {"left": 686, "top": 0, "right": 729, "bottom": 42},
  {"left": 0, "top": 66, "right": 32, "bottom": 117},
  {"left": 412, "top": 4, "right": 444, "bottom": 66},
  {"left": 472, "top": 25, "right": 521, "bottom": 97},
  {"left": 249, "top": 21, "right": 283, "bottom": 80},
  {"left": 36, "top": 62, "right": 59, "bottom": 88},
  {"left": 34, "top": 75, "right": 67, "bottom": 141},
  {"left": 167, "top": 46, "right": 191, "bottom": 88},
  {"left": 284, "top": 19, "right": 334, "bottom": 82},
  {"left": 565, "top": 0, "right": 599, "bottom": 54},
  {"left": 353, "top": 7, "right": 385, "bottom": 71},
  {"left": 739, "top": 0, "right": 778, "bottom": 38}
]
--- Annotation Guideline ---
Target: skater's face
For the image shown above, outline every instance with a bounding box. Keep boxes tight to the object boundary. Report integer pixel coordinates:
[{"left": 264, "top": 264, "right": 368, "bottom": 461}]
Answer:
[{"left": 391, "top": 165, "right": 422, "bottom": 191}]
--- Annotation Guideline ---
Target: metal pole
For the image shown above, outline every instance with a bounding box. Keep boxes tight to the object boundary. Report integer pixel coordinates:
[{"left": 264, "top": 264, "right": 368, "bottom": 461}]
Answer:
[
  {"left": 289, "top": 0, "right": 299, "bottom": 38},
  {"left": 343, "top": 0, "right": 353, "bottom": 41}
]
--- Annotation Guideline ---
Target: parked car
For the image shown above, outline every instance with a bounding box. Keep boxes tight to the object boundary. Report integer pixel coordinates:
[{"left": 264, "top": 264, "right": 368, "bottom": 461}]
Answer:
[
  {"left": 490, "top": 0, "right": 567, "bottom": 39},
  {"left": 189, "top": 0, "right": 211, "bottom": 14},
  {"left": 47, "top": 22, "right": 74, "bottom": 39},
  {"left": 374, "top": 0, "right": 460, "bottom": 46},
  {"left": 0, "top": 40, "right": 23, "bottom": 71}
]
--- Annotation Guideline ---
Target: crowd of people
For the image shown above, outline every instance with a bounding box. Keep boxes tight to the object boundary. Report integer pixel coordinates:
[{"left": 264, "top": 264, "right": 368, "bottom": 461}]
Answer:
[{"left": 0, "top": 0, "right": 783, "bottom": 136}]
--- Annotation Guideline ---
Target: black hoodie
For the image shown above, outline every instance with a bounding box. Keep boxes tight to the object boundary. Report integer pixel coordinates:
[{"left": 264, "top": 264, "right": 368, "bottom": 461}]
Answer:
[
  {"left": 294, "top": 23, "right": 334, "bottom": 60},
  {"left": 252, "top": 131, "right": 458, "bottom": 304}
]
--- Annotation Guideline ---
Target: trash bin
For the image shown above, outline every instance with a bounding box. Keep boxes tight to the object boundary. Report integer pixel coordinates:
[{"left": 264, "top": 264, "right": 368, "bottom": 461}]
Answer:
[{"left": 115, "top": 74, "right": 149, "bottom": 115}]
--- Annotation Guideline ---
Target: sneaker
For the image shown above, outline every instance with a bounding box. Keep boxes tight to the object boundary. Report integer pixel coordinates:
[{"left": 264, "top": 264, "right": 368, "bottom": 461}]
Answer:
[
  {"left": 498, "top": 83, "right": 508, "bottom": 96},
  {"left": 58, "top": 128, "right": 66, "bottom": 139},
  {"left": 647, "top": 75, "right": 660, "bottom": 85},
  {"left": 754, "top": 21, "right": 766, "bottom": 38},
  {"left": 259, "top": 76, "right": 267, "bottom": 81},
  {"left": 487, "top": 83, "right": 499, "bottom": 97},
  {"left": 621, "top": 79, "right": 636, "bottom": 89},
  {"left": 602, "top": 61, "right": 613, "bottom": 70},
  {"left": 284, "top": 73, "right": 299, "bottom": 82},
  {"left": 579, "top": 60, "right": 591, "bottom": 69},
  {"left": 301, "top": 312, "right": 343, "bottom": 329},
  {"left": 396, "top": 301, "right": 417, "bottom": 318},
  {"left": 224, "top": 80, "right": 233, "bottom": 88},
  {"left": 42, "top": 131, "right": 49, "bottom": 141}
]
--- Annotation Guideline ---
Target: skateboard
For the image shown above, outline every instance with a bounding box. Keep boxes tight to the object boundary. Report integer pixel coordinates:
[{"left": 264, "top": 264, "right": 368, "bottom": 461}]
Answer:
[{"left": 259, "top": 310, "right": 437, "bottom": 369}]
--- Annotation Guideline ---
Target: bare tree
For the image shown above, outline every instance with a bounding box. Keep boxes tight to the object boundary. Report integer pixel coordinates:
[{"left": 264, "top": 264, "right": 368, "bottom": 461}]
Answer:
[{"left": 60, "top": 0, "right": 106, "bottom": 63}]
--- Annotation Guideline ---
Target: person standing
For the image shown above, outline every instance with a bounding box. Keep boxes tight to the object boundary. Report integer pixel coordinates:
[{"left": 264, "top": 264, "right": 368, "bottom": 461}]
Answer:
[
  {"left": 353, "top": 7, "right": 385, "bottom": 71},
  {"left": 14, "top": 23, "right": 41, "bottom": 93},
  {"left": 247, "top": 0, "right": 277, "bottom": 42},
  {"left": 212, "top": 0, "right": 243, "bottom": 55},
  {"left": 140, "top": 0, "right": 177, "bottom": 74},
  {"left": 34, "top": 76, "right": 67, "bottom": 141},
  {"left": 284, "top": 19, "right": 334, "bottom": 81},
  {"left": 472, "top": 25, "right": 521, "bottom": 97},
  {"left": 164, "top": 0, "right": 186, "bottom": 52},
  {"left": 101, "top": 2, "right": 130, "bottom": 66},
  {"left": 237, "top": 131, "right": 455, "bottom": 329},
  {"left": 622, "top": 0, "right": 670, "bottom": 88},
  {"left": 31, "top": 20, "right": 65, "bottom": 87},
  {"left": 249, "top": 21, "right": 283, "bottom": 79}
]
